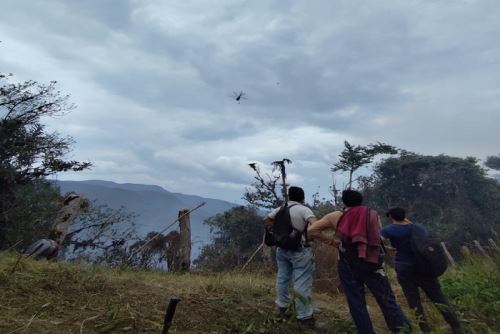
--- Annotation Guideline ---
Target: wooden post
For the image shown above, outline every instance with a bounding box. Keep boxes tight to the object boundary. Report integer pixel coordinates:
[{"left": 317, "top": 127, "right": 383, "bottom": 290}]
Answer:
[
  {"left": 51, "top": 194, "right": 89, "bottom": 244},
  {"left": 492, "top": 229, "right": 499, "bottom": 243},
  {"left": 473, "top": 240, "right": 490, "bottom": 258},
  {"left": 178, "top": 209, "right": 191, "bottom": 271},
  {"left": 162, "top": 297, "right": 181, "bottom": 334},
  {"left": 460, "top": 245, "right": 471, "bottom": 259},
  {"left": 440, "top": 242, "right": 456, "bottom": 266},
  {"left": 488, "top": 238, "right": 499, "bottom": 252}
]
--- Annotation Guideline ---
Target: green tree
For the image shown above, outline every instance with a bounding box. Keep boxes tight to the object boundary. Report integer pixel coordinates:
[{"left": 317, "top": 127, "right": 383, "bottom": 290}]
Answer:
[
  {"left": 363, "top": 153, "right": 500, "bottom": 252},
  {"left": 0, "top": 73, "right": 91, "bottom": 248},
  {"left": 332, "top": 141, "right": 397, "bottom": 189},
  {"left": 1, "top": 179, "right": 61, "bottom": 248},
  {"left": 485, "top": 155, "right": 500, "bottom": 171},
  {"left": 194, "top": 206, "right": 263, "bottom": 271}
]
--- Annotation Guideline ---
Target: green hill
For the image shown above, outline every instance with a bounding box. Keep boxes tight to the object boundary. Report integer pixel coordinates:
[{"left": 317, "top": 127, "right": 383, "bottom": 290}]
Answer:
[{"left": 1, "top": 252, "right": 498, "bottom": 333}]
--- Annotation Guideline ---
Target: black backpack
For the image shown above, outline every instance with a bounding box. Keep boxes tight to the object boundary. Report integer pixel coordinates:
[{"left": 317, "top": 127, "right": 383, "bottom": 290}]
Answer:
[
  {"left": 410, "top": 224, "right": 448, "bottom": 277},
  {"left": 264, "top": 203, "right": 305, "bottom": 250}
]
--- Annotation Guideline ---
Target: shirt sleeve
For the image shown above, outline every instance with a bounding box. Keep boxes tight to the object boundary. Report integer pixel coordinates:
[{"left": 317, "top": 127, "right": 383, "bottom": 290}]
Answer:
[
  {"left": 302, "top": 207, "right": 316, "bottom": 221},
  {"left": 380, "top": 226, "right": 391, "bottom": 238}
]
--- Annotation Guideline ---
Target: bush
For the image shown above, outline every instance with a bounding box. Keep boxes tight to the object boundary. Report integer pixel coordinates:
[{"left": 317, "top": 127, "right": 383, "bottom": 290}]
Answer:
[{"left": 441, "top": 255, "right": 500, "bottom": 333}]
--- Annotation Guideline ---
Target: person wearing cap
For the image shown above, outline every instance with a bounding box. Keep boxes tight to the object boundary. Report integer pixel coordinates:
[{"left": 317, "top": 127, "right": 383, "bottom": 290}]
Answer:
[{"left": 382, "top": 207, "right": 463, "bottom": 334}]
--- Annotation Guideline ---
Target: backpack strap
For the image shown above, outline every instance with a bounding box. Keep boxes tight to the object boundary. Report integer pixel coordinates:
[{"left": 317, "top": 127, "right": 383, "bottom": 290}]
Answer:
[{"left": 286, "top": 203, "right": 310, "bottom": 247}]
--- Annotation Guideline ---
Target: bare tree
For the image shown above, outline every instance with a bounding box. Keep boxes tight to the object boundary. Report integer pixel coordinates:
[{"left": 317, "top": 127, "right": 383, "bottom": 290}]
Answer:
[{"left": 243, "top": 159, "right": 292, "bottom": 208}]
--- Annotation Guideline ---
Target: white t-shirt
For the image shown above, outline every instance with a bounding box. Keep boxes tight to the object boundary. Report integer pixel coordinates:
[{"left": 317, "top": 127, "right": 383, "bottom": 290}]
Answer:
[{"left": 267, "top": 201, "right": 316, "bottom": 232}]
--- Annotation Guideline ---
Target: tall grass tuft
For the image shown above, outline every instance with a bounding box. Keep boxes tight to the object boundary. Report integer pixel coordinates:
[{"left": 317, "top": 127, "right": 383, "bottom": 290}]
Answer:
[{"left": 440, "top": 254, "right": 500, "bottom": 333}]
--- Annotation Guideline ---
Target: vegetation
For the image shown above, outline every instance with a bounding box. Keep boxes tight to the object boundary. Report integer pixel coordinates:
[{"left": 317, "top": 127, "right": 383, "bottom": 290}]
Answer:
[
  {"left": 2, "top": 69, "right": 499, "bottom": 333},
  {"left": 243, "top": 159, "right": 291, "bottom": 209},
  {"left": 0, "top": 73, "right": 91, "bottom": 248},
  {"left": 1, "top": 251, "right": 499, "bottom": 333},
  {"left": 0, "top": 179, "right": 61, "bottom": 249},
  {"left": 63, "top": 204, "right": 138, "bottom": 267},
  {"left": 441, "top": 255, "right": 500, "bottom": 333},
  {"left": 0, "top": 252, "right": 358, "bottom": 334},
  {"left": 363, "top": 153, "right": 500, "bottom": 253},
  {"left": 331, "top": 141, "right": 397, "bottom": 190},
  {"left": 485, "top": 154, "right": 500, "bottom": 171},
  {"left": 195, "top": 206, "right": 264, "bottom": 271},
  {"left": 0, "top": 73, "right": 135, "bottom": 263}
]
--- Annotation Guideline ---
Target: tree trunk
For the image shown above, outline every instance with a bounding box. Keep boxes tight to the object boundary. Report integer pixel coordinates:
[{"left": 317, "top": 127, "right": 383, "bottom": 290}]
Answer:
[
  {"left": 178, "top": 209, "right": 191, "bottom": 271},
  {"left": 51, "top": 194, "right": 89, "bottom": 244}
]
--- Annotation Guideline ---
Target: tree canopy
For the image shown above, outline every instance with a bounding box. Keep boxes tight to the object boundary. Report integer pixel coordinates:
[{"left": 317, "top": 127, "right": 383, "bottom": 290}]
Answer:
[
  {"left": 363, "top": 153, "right": 500, "bottom": 250},
  {"left": 332, "top": 141, "right": 397, "bottom": 189},
  {"left": 485, "top": 155, "right": 500, "bottom": 171},
  {"left": 0, "top": 73, "right": 91, "bottom": 248},
  {"left": 194, "top": 206, "right": 263, "bottom": 271}
]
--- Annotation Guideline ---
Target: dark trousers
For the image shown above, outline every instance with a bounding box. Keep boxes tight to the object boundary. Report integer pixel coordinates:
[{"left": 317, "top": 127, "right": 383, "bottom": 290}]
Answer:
[
  {"left": 338, "top": 258, "right": 411, "bottom": 334},
  {"left": 397, "top": 264, "right": 462, "bottom": 333}
]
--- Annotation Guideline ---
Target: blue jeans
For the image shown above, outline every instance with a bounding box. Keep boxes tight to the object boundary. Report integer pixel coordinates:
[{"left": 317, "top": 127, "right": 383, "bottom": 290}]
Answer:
[
  {"left": 338, "top": 258, "right": 411, "bottom": 333},
  {"left": 275, "top": 246, "right": 314, "bottom": 320}
]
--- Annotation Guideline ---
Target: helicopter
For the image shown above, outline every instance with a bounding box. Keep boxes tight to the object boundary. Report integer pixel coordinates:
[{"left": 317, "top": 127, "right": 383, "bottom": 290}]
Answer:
[{"left": 232, "top": 91, "right": 247, "bottom": 103}]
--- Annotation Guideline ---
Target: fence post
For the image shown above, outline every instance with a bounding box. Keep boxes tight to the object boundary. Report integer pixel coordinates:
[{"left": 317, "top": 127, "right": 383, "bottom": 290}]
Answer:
[
  {"left": 440, "top": 242, "right": 456, "bottom": 266},
  {"left": 162, "top": 297, "right": 181, "bottom": 334},
  {"left": 460, "top": 245, "right": 471, "bottom": 260},
  {"left": 473, "top": 240, "right": 490, "bottom": 258},
  {"left": 492, "top": 229, "right": 499, "bottom": 243},
  {"left": 488, "top": 238, "right": 499, "bottom": 252},
  {"left": 178, "top": 209, "right": 191, "bottom": 271}
]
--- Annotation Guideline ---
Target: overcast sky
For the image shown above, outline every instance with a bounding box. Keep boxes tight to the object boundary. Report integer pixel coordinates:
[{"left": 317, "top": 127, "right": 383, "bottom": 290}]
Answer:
[{"left": 1, "top": 0, "right": 499, "bottom": 203}]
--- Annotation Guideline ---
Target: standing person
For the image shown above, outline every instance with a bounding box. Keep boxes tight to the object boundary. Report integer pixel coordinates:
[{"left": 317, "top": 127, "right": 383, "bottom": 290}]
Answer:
[
  {"left": 263, "top": 186, "right": 318, "bottom": 328},
  {"left": 382, "top": 207, "right": 463, "bottom": 334},
  {"left": 308, "top": 190, "right": 411, "bottom": 334}
]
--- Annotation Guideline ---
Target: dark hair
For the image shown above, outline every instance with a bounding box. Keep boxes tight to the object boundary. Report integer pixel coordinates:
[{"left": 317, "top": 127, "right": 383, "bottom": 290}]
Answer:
[
  {"left": 341, "top": 189, "right": 363, "bottom": 207},
  {"left": 288, "top": 186, "right": 305, "bottom": 202},
  {"left": 386, "top": 207, "right": 406, "bottom": 221}
]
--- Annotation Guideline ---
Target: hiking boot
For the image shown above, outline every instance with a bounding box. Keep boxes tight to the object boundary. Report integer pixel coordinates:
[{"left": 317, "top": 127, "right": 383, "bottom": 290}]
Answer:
[
  {"left": 298, "top": 317, "right": 327, "bottom": 331},
  {"left": 276, "top": 307, "right": 290, "bottom": 320}
]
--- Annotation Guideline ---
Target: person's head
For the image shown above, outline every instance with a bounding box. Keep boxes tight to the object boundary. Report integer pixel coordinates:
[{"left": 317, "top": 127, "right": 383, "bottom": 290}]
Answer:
[
  {"left": 288, "top": 186, "right": 305, "bottom": 203},
  {"left": 386, "top": 207, "right": 406, "bottom": 222},
  {"left": 341, "top": 189, "right": 363, "bottom": 207}
]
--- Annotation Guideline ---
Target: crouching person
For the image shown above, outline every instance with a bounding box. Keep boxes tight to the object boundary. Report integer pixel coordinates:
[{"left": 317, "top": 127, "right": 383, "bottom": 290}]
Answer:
[
  {"left": 308, "top": 190, "right": 411, "bottom": 334},
  {"left": 25, "top": 239, "right": 60, "bottom": 260},
  {"left": 263, "top": 186, "right": 319, "bottom": 329}
]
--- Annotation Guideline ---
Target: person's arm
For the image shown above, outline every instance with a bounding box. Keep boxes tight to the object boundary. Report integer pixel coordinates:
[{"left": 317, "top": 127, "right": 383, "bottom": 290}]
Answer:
[
  {"left": 308, "top": 211, "right": 342, "bottom": 246},
  {"left": 263, "top": 216, "right": 273, "bottom": 225},
  {"left": 263, "top": 207, "right": 279, "bottom": 226},
  {"left": 380, "top": 227, "right": 397, "bottom": 256}
]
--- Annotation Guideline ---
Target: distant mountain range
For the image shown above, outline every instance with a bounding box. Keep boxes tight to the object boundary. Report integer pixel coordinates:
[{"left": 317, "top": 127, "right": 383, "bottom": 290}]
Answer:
[{"left": 55, "top": 180, "right": 238, "bottom": 258}]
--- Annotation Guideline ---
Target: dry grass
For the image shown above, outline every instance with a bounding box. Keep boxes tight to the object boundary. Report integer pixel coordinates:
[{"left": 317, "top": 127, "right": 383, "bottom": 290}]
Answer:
[
  {"left": 4, "top": 251, "right": 492, "bottom": 333},
  {"left": 0, "top": 252, "right": 358, "bottom": 334}
]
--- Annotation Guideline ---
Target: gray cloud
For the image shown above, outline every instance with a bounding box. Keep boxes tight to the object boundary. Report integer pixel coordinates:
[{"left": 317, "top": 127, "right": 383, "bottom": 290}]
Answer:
[{"left": 1, "top": 0, "right": 500, "bottom": 202}]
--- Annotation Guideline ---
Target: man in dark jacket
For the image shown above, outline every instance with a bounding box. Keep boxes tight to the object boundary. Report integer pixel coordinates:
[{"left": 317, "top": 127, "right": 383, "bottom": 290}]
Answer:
[{"left": 382, "top": 207, "right": 463, "bottom": 334}]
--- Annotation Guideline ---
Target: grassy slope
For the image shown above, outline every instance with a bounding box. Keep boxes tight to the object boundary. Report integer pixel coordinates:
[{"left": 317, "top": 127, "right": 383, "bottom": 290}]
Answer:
[
  {"left": 1, "top": 252, "right": 498, "bottom": 334},
  {"left": 0, "top": 253, "right": 357, "bottom": 334}
]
